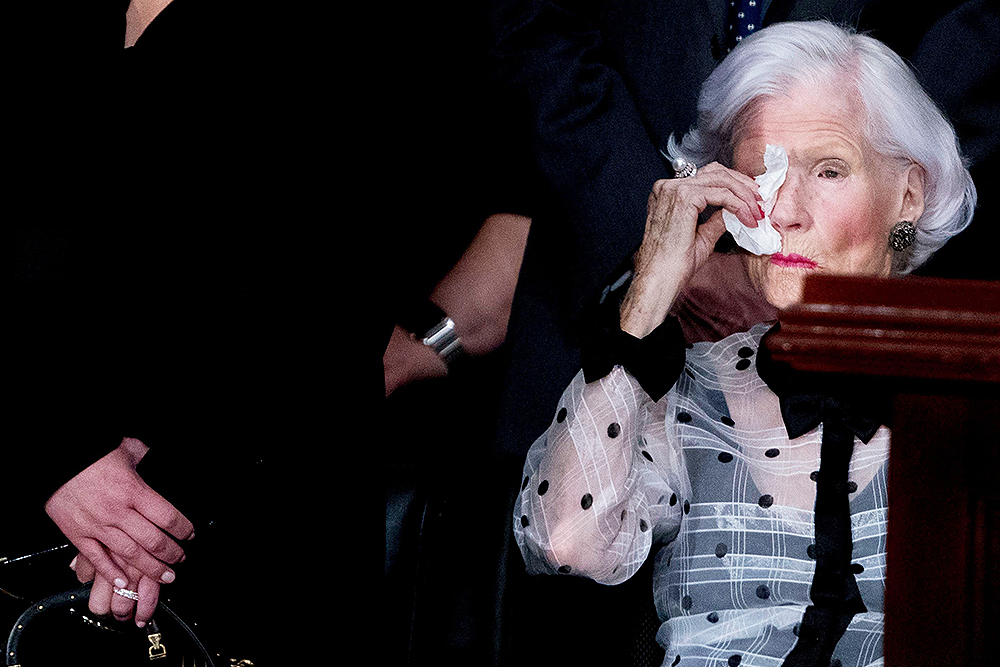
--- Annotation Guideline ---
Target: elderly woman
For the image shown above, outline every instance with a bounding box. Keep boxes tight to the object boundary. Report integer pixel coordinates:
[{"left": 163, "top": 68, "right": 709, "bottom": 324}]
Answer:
[{"left": 513, "top": 21, "right": 976, "bottom": 667}]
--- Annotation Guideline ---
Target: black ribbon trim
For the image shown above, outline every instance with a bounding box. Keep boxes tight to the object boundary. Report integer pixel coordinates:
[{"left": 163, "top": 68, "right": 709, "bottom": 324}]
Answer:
[
  {"left": 578, "top": 260, "right": 686, "bottom": 401},
  {"left": 758, "top": 326, "right": 887, "bottom": 667},
  {"left": 581, "top": 314, "right": 686, "bottom": 401}
]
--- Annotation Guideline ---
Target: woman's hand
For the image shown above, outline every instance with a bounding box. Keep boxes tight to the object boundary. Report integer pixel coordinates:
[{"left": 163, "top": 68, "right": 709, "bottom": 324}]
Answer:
[
  {"left": 620, "top": 163, "right": 764, "bottom": 338},
  {"left": 73, "top": 552, "right": 161, "bottom": 627},
  {"left": 45, "top": 438, "right": 193, "bottom": 593}
]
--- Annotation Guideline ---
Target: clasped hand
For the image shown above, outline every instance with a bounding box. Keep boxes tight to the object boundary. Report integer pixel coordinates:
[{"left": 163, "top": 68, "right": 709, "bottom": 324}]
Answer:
[{"left": 45, "top": 438, "right": 194, "bottom": 626}]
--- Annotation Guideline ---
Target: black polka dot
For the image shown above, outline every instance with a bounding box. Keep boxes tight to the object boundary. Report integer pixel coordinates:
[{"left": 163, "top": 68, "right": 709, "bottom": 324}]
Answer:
[
  {"left": 736, "top": 359, "right": 752, "bottom": 371},
  {"left": 728, "top": 655, "right": 742, "bottom": 667},
  {"left": 792, "top": 623, "right": 801, "bottom": 637},
  {"left": 715, "top": 543, "right": 728, "bottom": 558},
  {"left": 758, "top": 494, "right": 773, "bottom": 508},
  {"left": 738, "top": 346, "right": 754, "bottom": 358},
  {"left": 669, "top": 493, "right": 677, "bottom": 506},
  {"left": 684, "top": 500, "right": 691, "bottom": 514},
  {"left": 721, "top": 416, "right": 735, "bottom": 426},
  {"left": 686, "top": 369, "right": 695, "bottom": 379},
  {"left": 807, "top": 544, "right": 816, "bottom": 560},
  {"left": 521, "top": 476, "right": 530, "bottom": 490},
  {"left": 681, "top": 595, "right": 693, "bottom": 610},
  {"left": 642, "top": 450, "right": 653, "bottom": 462},
  {"left": 607, "top": 422, "right": 620, "bottom": 438},
  {"left": 581, "top": 493, "right": 593, "bottom": 510},
  {"left": 718, "top": 452, "right": 734, "bottom": 463},
  {"left": 756, "top": 584, "right": 770, "bottom": 599},
  {"left": 621, "top": 509, "right": 627, "bottom": 521},
  {"left": 613, "top": 566, "right": 618, "bottom": 574},
  {"left": 658, "top": 495, "right": 665, "bottom": 503},
  {"left": 677, "top": 412, "right": 692, "bottom": 423},
  {"left": 851, "top": 563, "right": 865, "bottom": 574},
  {"left": 538, "top": 480, "right": 549, "bottom": 495},
  {"left": 672, "top": 655, "right": 681, "bottom": 667},
  {"left": 707, "top": 612, "right": 719, "bottom": 623},
  {"left": 765, "top": 448, "right": 780, "bottom": 458},
  {"left": 847, "top": 481, "right": 858, "bottom": 493},
  {"left": 810, "top": 471, "right": 820, "bottom": 482},
  {"left": 640, "top": 519, "right": 648, "bottom": 532},
  {"left": 557, "top": 408, "right": 567, "bottom": 423},
  {"left": 521, "top": 515, "right": 531, "bottom": 528},
  {"left": 558, "top": 565, "right": 572, "bottom": 574}
]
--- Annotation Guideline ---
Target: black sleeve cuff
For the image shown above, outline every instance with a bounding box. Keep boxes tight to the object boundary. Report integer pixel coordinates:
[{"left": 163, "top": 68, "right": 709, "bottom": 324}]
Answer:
[{"left": 579, "top": 261, "right": 687, "bottom": 401}]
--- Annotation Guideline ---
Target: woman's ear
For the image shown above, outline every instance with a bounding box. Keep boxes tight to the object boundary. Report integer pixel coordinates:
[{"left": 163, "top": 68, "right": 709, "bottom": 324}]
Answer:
[{"left": 898, "top": 162, "right": 926, "bottom": 223}]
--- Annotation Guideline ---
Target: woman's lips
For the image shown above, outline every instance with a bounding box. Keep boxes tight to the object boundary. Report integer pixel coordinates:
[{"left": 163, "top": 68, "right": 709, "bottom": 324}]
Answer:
[{"left": 770, "top": 253, "right": 818, "bottom": 268}]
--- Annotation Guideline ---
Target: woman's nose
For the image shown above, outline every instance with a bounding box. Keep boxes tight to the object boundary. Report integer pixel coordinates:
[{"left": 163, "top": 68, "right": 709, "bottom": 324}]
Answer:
[{"left": 768, "top": 176, "right": 810, "bottom": 234}]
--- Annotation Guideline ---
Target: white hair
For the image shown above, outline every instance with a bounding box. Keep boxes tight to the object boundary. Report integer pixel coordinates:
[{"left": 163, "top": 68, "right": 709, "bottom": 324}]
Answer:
[{"left": 667, "top": 20, "right": 976, "bottom": 273}]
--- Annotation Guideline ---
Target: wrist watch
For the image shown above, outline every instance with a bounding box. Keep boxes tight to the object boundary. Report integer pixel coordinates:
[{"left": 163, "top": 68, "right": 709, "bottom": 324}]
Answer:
[{"left": 398, "top": 301, "right": 465, "bottom": 367}]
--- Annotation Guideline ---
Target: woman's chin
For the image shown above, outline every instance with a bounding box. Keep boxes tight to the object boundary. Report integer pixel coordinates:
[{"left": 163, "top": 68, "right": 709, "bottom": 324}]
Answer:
[{"left": 763, "top": 278, "right": 805, "bottom": 310}]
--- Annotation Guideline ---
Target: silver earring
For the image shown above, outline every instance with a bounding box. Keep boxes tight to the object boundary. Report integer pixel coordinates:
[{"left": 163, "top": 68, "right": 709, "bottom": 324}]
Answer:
[{"left": 888, "top": 221, "right": 916, "bottom": 251}]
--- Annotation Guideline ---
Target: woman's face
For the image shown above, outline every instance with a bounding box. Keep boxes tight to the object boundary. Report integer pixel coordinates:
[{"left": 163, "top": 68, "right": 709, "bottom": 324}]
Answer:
[{"left": 735, "top": 80, "right": 924, "bottom": 309}]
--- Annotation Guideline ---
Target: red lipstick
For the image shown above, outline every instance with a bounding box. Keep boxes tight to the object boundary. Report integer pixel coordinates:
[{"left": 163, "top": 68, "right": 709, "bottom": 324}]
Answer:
[{"left": 770, "top": 253, "right": 818, "bottom": 268}]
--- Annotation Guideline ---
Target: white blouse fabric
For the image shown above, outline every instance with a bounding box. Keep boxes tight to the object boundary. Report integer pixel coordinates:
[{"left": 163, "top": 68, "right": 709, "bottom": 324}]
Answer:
[{"left": 513, "top": 324, "right": 890, "bottom": 667}]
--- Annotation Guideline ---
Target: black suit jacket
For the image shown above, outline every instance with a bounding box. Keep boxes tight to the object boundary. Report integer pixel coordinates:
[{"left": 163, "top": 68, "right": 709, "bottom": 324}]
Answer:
[{"left": 489, "top": 0, "right": 999, "bottom": 455}]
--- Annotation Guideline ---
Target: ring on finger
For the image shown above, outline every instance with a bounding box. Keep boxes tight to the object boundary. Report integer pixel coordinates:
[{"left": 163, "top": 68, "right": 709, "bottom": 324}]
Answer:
[
  {"left": 671, "top": 157, "right": 697, "bottom": 179},
  {"left": 113, "top": 587, "right": 140, "bottom": 601}
]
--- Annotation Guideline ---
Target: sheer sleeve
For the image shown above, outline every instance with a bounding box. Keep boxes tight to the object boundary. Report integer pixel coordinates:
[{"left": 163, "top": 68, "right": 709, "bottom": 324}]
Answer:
[{"left": 513, "top": 365, "right": 691, "bottom": 585}]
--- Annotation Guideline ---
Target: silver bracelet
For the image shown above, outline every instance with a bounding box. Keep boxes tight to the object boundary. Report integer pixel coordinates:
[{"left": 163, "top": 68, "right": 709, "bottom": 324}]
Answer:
[{"left": 422, "top": 316, "right": 465, "bottom": 366}]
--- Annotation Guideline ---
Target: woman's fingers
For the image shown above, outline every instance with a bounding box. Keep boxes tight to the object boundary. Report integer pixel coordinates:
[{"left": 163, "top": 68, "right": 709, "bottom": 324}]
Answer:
[
  {"left": 107, "top": 557, "right": 147, "bottom": 623},
  {"left": 699, "top": 161, "right": 762, "bottom": 199},
  {"left": 109, "top": 576, "right": 137, "bottom": 622},
  {"left": 135, "top": 576, "right": 161, "bottom": 628},
  {"left": 133, "top": 485, "right": 195, "bottom": 543},
  {"left": 89, "top": 575, "right": 114, "bottom": 617},
  {"left": 71, "top": 552, "right": 96, "bottom": 583},
  {"left": 99, "top": 526, "right": 177, "bottom": 584},
  {"left": 664, "top": 163, "right": 762, "bottom": 225},
  {"left": 74, "top": 537, "right": 131, "bottom": 591},
  {"left": 695, "top": 211, "right": 729, "bottom": 264},
  {"left": 669, "top": 183, "right": 761, "bottom": 230},
  {"left": 118, "top": 510, "right": 186, "bottom": 566}
]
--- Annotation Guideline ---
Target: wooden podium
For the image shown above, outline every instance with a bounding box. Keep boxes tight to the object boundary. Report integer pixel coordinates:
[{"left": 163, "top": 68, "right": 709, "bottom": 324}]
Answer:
[{"left": 768, "top": 275, "right": 1000, "bottom": 667}]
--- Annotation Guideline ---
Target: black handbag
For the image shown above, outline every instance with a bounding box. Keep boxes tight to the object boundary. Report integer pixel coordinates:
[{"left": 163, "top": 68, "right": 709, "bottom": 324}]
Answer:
[
  {"left": 3, "top": 583, "right": 225, "bottom": 667},
  {"left": 1, "top": 541, "right": 257, "bottom": 667}
]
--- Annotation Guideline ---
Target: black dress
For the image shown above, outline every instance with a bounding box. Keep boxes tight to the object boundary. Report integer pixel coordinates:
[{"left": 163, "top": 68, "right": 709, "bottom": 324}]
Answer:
[{"left": 8, "top": 2, "right": 333, "bottom": 662}]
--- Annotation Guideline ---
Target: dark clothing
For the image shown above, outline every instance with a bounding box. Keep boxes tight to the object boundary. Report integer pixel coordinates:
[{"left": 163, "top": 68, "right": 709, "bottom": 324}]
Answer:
[{"left": 8, "top": 3, "right": 332, "bottom": 662}]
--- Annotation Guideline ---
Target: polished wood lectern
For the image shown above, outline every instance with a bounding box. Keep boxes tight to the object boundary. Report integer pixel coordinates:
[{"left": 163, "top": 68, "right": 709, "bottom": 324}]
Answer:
[{"left": 768, "top": 274, "right": 1000, "bottom": 667}]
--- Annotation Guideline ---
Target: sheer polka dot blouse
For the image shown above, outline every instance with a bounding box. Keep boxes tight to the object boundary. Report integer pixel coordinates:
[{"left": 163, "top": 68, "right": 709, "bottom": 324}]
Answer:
[{"left": 513, "top": 324, "right": 890, "bottom": 667}]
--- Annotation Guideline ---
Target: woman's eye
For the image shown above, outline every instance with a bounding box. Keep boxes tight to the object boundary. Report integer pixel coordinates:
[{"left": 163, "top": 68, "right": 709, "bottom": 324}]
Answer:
[{"left": 819, "top": 169, "right": 840, "bottom": 179}]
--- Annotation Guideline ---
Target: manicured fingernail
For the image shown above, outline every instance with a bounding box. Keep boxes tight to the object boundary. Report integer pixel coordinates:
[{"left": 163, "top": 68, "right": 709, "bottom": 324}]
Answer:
[
  {"left": 137, "top": 620, "right": 146, "bottom": 628},
  {"left": 69, "top": 556, "right": 78, "bottom": 571},
  {"left": 179, "top": 554, "right": 187, "bottom": 563},
  {"left": 161, "top": 570, "right": 176, "bottom": 584},
  {"left": 114, "top": 578, "right": 128, "bottom": 589}
]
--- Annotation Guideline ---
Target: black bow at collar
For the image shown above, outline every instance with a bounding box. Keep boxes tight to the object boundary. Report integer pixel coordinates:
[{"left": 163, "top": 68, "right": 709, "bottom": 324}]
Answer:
[{"left": 757, "top": 324, "right": 887, "bottom": 443}]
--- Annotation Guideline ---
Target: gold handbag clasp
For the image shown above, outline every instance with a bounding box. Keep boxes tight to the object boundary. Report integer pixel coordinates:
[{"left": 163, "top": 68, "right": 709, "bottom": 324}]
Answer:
[{"left": 148, "top": 632, "right": 167, "bottom": 660}]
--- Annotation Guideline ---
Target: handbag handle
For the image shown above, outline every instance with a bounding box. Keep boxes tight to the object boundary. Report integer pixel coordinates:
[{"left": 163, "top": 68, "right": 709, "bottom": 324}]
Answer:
[{"left": 4, "top": 584, "right": 216, "bottom": 667}]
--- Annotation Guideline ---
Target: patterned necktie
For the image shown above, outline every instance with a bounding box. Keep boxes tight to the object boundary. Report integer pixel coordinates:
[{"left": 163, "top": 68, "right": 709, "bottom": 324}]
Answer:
[{"left": 725, "top": 0, "right": 762, "bottom": 52}]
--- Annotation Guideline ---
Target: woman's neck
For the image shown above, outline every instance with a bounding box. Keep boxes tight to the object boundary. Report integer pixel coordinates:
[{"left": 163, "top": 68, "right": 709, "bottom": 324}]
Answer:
[{"left": 125, "top": 0, "right": 175, "bottom": 48}]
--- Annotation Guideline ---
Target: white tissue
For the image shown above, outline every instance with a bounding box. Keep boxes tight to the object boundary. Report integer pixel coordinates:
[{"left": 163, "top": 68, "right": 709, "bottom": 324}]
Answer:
[{"left": 722, "top": 144, "right": 786, "bottom": 255}]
